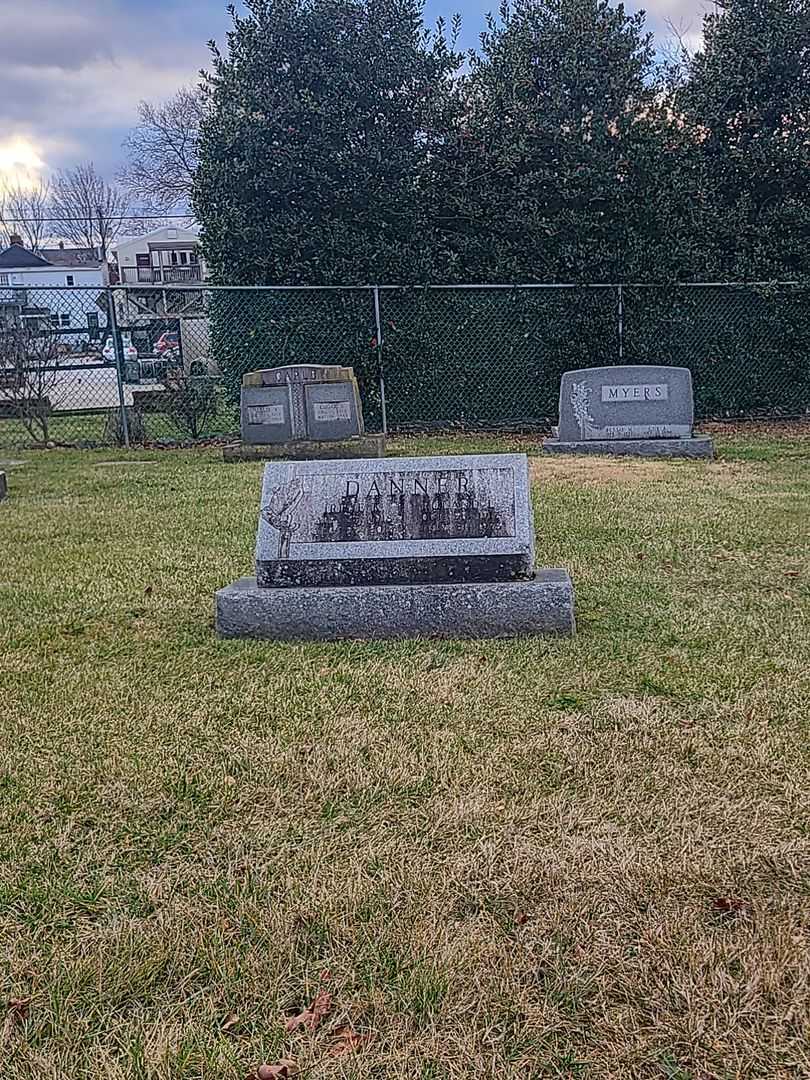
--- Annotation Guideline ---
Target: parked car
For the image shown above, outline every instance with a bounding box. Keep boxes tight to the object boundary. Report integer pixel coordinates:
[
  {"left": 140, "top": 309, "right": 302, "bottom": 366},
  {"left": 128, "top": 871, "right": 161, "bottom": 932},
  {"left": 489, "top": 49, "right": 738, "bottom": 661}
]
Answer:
[
  {"left": 155, "top": 330, "right": 180, "bottom": 357},
  {"left": 102, "top": 336, "right": 138, "bottom": 363}
]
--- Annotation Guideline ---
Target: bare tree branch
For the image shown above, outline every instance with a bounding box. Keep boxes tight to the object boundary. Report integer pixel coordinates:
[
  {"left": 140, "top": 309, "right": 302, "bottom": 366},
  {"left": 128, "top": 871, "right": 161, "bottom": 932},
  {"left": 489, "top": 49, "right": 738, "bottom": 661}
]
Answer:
[
  {"left": 664, "top": 18, "right": 697, "bottom": 67},
  {"left": 0, "top": 319, "right": 63, "bottom": 443},
  {"left": 119, "top": 86, "right": 203, "bottom": 210},
  {"left": 50, "top": 163, "right": 130, "bottom": 260},
  {"left": 0, "top": 177, "right": 52, "bottom": 252}
]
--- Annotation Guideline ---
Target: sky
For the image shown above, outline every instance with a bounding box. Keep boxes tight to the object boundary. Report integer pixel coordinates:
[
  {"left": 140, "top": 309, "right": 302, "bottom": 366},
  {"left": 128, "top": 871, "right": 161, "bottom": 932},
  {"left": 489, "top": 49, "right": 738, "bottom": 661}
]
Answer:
[{"left": 0, "top": 0, "right": 710, "bottom": 189}]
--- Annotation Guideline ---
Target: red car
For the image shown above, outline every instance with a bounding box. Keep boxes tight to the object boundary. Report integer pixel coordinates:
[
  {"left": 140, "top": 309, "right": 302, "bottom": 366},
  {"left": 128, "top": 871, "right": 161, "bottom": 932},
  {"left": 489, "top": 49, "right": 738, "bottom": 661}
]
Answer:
[{"left": 155, "top": 331, "right": 180, "bottom": 357}]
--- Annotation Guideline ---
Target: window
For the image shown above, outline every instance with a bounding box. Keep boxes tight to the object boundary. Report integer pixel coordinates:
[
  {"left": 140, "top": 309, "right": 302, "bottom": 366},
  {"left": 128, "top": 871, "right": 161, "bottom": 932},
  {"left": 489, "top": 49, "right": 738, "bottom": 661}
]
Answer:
[
  {"left": 65, "top": 274, "right": 75, "bottom": 286},
  {"left": 167, "top": 228, "right": 178, "bottom": 239},
  {"left": 0, "top": 273, "right": 8, "bottom": 286},
  {"left": 49, "top": 314, "right": 59, "bottom": 328},
  {"left": 180, "top": 252, "right": 188, "bottom": 265},
  {"left": 60, "top": 313, "right": 71, "bottom": 327},
  {"left": 171, "top": 251, "right": 178, "bottom": 265},
  {"left": 190, "top": 252, "right": 198, "bottom": 264}
]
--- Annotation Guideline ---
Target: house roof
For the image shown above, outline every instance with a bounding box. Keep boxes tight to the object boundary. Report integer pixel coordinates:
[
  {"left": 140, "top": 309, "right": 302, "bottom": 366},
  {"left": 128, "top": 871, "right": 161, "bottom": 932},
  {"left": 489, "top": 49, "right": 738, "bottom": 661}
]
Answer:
[
  {"left": 0, "top": 244, "right": 52, "bottom": 269},
  {"left": 39, "top": 246, "right": 102, "bottom": 268}
]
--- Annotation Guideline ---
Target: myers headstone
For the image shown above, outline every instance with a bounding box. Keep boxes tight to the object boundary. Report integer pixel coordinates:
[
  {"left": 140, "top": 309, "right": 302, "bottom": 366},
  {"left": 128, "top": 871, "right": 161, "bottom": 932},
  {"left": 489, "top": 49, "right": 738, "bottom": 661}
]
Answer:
[
  {"left": 216, "top": 453, "right": 575, "bottom": 640},
  {"left": 0, "top": 471, "right": 6, "bottom": 501},
  {"left": 543, "top": 365, "right": 714, "bottom": 458}
]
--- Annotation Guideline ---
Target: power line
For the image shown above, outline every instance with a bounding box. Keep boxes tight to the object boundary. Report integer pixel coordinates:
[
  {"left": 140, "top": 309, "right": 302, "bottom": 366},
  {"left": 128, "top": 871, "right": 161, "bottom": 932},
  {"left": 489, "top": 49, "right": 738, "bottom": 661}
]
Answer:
[{"left": 0, "top": 213, "right": 196, "bottom": 225}]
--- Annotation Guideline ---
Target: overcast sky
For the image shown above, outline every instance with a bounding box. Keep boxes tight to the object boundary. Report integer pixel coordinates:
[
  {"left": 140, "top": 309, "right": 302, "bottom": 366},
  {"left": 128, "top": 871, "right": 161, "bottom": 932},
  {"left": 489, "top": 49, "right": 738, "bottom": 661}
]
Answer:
[{"left": 0, "top": 0, "right": 710, "bottom": 186}]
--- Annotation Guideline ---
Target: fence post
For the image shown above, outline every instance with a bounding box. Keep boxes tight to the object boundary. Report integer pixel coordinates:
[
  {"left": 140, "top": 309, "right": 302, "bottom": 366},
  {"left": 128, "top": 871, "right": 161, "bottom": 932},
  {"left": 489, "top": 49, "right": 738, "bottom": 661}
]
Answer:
[
  {"left": 373, "top": 285, "right": 388, "bottom": 436},
  {"left": 617, "top": 284, "right": 624, "bottom": 363},
  {"left": 105, "top": 286, "right": 130, "bottom": 448}
]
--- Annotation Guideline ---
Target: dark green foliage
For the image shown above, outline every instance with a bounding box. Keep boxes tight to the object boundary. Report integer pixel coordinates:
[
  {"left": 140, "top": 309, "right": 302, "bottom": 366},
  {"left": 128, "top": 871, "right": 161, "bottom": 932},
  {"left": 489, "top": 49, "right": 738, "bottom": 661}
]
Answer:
[
  {"left": 621, "top": 285, "right": 810, "bottom": 416},
  {"left": 436, "top": 0, "right": 677, "bottom": 281},
  {"left": 194, "top": 0, "right": 463, "bottom": 285},
  {"left": 209, "top": 288, "right": 381, "bottom": 422},
  {"left": 381, "top": 287, "right": 618, "bottom": 425},
  {"left": 676, "top": 0, "right": 810, "bottom": 279},
  {"left": 191, "top": 0, "right": 810, "bottom": 429},
  {"left": 195, "top": 0, "right": 809, "bottom": 287},
  {"left": 379, "top": 284, "right": 810, "bottom": 426}
]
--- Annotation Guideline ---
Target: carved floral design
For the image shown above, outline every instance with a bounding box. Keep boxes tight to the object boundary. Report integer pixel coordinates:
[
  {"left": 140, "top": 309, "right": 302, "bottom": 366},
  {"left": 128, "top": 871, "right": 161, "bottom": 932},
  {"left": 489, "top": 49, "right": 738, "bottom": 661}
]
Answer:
[
  {"left": 261, "top": 480, "right": 305, "bottom": 558},
  {"left": 570, "top": 380, "right": 594, "bottom": 439}
]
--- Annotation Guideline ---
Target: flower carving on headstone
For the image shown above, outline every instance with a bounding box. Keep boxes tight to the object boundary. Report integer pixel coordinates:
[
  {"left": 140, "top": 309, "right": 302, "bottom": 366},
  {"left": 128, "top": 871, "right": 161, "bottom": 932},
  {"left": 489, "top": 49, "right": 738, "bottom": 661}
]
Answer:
[
  {"left": 570, "top": 380, "right": 594, "bottom": 440},
  {"left": 261, "top": 479, "right": 305, "bottom": 558}
]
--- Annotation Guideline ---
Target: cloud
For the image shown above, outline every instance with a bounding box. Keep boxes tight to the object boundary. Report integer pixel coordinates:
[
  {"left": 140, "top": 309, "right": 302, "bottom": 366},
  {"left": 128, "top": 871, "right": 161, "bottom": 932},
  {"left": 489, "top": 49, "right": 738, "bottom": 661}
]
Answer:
[
  {"left": 628, "top": 0, "right": 712, "bottom": 53},
  {"left": 0, "top": 1, "right": 113, "bottom": 71},
  {"left": 0, "top": 59, "right": 200, "bottom": 130},
  {"left": 0, "top": 0, "right": 710, "bottom": 180},
  {"left": 0, "top": 0, "right": 223, "bottom": 175}
]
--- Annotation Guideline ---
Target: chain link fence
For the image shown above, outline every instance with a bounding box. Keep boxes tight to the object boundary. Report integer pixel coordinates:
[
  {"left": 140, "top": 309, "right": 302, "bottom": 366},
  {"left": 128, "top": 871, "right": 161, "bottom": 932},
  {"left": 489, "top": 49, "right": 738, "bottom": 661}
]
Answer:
[{"left": 1, "top": 282, "right": 807, "bottom": 449}]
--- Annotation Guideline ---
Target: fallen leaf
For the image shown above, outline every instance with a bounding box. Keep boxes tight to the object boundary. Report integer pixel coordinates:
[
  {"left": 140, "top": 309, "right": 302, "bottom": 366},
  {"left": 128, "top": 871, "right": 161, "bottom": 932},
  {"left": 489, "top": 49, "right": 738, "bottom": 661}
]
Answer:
[
  {"left": 284, "top": 988, "right": 332, "bottom": 1033},
  {"left": 255, "top": 1060, "right": 299, "bottom": 1079},
  {"left": 711, "top": 896, "right": 752, "bottom": 917},
  {"left": 221, "top": 1011, "right": 239, "bottom": 1033},
  {"left": 144, "top": 585, "right": 153, "bottom": 595},
  {"left": 328, "top": 1025, "right": 373, "bottom": 1056},
  {"left": 783, "top": 570, "right": 800, "bottom": 578},
  {"left": 2, "top": 998, "right": 30, "bottom": 1046},
  {"left": 515, "top": 910, "right": 531, "bottom": 926}
]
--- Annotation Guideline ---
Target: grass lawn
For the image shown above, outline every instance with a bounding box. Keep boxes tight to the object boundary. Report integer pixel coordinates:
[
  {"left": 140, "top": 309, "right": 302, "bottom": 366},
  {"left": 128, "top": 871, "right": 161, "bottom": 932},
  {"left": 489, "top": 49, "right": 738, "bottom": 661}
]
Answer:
[{"left": 1, "top": 433, "right": 809, "bottom": 1079}]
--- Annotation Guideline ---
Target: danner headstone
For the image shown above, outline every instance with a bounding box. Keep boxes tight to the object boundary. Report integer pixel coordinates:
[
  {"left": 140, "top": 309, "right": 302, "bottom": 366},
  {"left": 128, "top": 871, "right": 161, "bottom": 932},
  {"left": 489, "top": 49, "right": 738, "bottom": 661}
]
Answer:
[
  {"left": 216, "top": 453, "right": 575, "bottom": 640},
  {"left": 227, "top": 364, "right": 384, "bottom": 461},
  {"left": 543, "top": 365, "right": 714, "bottom": 458}
]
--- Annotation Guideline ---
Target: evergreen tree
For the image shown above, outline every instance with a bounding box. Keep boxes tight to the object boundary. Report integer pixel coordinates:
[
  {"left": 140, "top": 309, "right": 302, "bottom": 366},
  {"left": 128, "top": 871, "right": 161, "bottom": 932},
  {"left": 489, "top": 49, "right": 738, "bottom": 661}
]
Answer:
[
  {"left": 678, "top": 0, "right": 810, "bottom": 278},
  {"left": 436, "top": 0, "right": 674, "bottom": 281},
  {"left": 194, "top": 0, "right": 462, "bottom": 285}
]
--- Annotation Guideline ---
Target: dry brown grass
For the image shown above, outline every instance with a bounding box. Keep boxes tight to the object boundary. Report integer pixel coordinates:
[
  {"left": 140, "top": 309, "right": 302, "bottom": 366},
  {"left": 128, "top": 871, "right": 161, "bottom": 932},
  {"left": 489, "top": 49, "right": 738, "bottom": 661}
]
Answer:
[{"left": 1, "top": 436, "right": 809, "bottom": 1079}]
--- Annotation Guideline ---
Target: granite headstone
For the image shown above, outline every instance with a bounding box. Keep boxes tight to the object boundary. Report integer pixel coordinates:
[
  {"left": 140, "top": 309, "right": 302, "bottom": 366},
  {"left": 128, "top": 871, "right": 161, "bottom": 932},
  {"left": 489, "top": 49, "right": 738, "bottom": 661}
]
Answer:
[
  {"left": 240, "top": 364, "right": 363, "bottom": 445},
  {"left": 255, "top": 454, "right": 535, "bottom": 586},
  {"left": 216, "top": 452, "right": 575, "bottom": 640},
  {"left": 544, "top": 365, "right": 714, "bottom": 458}
]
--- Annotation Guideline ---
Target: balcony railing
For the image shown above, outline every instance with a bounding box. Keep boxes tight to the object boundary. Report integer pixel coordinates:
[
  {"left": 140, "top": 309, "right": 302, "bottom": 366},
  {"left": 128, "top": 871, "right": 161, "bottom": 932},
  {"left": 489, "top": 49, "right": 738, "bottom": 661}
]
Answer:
[{"left": 120, "top": 265, "right": 202, "bottom": 285}]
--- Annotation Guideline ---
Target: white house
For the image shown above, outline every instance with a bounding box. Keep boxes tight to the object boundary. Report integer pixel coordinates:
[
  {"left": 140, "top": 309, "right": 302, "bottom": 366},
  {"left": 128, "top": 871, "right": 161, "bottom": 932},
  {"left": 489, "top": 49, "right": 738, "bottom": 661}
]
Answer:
[
  {"left": 0, "top": 237, "right": 105, "bottom": 341},
  {"left": 111, "top": 227, "right": 210, "bottom": 366},
  {"left": 113, "top": 226, "right": 205, "bottom": 286}
]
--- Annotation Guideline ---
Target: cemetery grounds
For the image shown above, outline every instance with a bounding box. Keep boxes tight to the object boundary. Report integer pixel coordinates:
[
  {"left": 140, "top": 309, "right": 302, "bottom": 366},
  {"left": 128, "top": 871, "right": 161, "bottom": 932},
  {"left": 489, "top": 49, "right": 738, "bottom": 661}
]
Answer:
[{"left": 1, "top": 427, "right": 808, "bottom": 1080}]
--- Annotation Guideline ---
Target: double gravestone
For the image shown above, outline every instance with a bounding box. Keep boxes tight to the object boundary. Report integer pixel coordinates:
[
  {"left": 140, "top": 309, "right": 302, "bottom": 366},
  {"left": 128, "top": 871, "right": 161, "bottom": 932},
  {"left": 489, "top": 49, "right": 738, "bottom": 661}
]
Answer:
[
  {"left": 216, "top": 453, "right": 575, "bottom": 640},
  {"left": 224, "top": 364, "right": 385, "bottom": 461},
  {"left": 543, "top": 365, "right": 714, "bottom": 459}
]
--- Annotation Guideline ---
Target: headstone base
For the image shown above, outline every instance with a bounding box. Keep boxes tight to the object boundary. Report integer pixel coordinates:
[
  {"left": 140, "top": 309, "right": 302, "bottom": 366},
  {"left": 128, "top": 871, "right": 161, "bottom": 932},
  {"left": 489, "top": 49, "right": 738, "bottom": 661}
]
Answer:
[
  {"left": 542, "top": 436, "right": 714, "bottom": 460},
  {"left": 223, "top": 434, "right": 385, "bottom": 462},
  {"left": 216, "top": 570, "right": 575, "bottom": 641}
]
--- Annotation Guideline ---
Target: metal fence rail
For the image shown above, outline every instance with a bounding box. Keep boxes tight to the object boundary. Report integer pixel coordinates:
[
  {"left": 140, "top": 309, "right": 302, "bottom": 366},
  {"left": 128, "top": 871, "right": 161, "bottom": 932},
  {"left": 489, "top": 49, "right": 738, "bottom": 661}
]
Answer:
[{"left": 0, "top": 282, "right": 807, "bottom": 449}]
